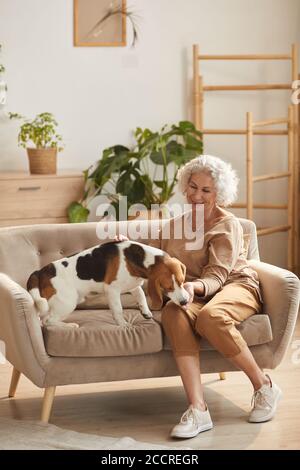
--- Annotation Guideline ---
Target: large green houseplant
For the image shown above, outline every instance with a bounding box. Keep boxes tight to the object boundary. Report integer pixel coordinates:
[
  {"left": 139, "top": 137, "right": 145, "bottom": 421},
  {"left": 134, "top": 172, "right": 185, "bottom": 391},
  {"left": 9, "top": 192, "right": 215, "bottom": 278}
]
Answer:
[
  {"left": 18, "top": 112, "right": 64, "bottom": 174},
  {"left": 68, "top": 120, "right": 203, "bottom": 223}
]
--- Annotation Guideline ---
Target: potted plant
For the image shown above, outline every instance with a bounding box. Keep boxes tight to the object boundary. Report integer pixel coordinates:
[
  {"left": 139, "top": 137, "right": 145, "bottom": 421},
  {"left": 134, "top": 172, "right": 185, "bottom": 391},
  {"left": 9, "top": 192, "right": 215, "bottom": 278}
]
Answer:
[
  {"left": 68, "top": 120, "right": 203, "bottom": 223},
  {"left": 18, "top": 112, "right": 64, "bottom": 174}
]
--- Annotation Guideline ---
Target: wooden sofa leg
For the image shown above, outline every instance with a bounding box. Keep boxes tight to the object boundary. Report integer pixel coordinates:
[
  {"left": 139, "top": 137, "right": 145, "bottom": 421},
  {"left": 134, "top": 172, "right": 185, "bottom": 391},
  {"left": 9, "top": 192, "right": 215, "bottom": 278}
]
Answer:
[
  {"left": 219, "top": 372, "right": 226, "bottom": 380},
  {"left": 8, "top": 367, "right": 21, "bottom": 397},
  {"left": 41, "top": 386, "right": 56, "bottom": 423}
]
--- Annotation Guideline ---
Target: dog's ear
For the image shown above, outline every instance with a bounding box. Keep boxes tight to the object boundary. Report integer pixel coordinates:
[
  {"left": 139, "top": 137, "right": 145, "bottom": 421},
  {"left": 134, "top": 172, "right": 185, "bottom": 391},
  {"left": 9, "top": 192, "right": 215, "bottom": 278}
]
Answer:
[
  {"left": 180, "top": 262, "right": 186, "bottom": 280},
  {"left": 147, "top": 276, "right": 163, "bottom": 310},
  {"left": 169, "top": 257, "right": 186, "bottom": 283}
]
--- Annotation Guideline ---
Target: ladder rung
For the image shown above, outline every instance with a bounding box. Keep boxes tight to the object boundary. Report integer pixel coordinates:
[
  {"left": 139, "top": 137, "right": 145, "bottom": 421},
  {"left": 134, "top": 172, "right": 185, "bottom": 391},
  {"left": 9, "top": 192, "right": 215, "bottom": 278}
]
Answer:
[
  {"left": 232, "top": 202, "right": 288, "bottom": 209},
  {"left": 257, "top": 225, "right": 291, "bottom": 236},
  {"left": 253, "top": 172, "right": 291, "bottom": 182},
  {"left": 253, "top": 118, "right": 288, "bottom": 127},
  {"left": 203, "top": 83, "right": 290, "bottom": 91},
  {"left": 202, "top": 129, "right": 288, "bottom": 135},
  {"left": 198, "top": 54, "right": 292, "bottom": 60}
]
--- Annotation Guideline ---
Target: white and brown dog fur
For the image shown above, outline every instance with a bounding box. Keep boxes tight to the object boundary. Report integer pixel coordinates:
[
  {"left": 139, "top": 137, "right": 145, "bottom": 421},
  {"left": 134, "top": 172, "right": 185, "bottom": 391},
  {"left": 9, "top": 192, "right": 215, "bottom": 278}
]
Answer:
[{"left": 27, "top": 240, "right": 189, "bottom": 328}]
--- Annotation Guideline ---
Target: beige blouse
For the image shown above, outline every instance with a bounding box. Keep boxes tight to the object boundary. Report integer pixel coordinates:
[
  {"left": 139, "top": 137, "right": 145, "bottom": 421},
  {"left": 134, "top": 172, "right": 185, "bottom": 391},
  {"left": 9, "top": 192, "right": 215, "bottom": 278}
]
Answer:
[{"left": 147, "top": 208, "right": 262, "bottom": 303}]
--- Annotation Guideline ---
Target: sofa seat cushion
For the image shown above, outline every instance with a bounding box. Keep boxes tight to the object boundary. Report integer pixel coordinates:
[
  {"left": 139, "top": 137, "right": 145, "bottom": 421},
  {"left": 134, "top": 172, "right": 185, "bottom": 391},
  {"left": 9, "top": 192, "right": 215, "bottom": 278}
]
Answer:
[
  {"left": 77, "top": 292, "right": 141, "bottom": 310},
  {"left": 43, "top": 309, "right": 163, "bottom": 357},
  {"left": 154, "top": 312, "right": 273, "bottom": 351}
]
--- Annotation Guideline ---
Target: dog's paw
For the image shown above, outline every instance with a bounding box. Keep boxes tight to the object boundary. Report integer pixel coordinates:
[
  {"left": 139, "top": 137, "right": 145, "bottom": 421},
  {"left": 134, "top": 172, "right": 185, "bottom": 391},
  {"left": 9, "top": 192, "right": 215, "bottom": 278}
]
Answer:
[
  {"left": 59, "top": 322, "right": 79, "bottom": 328},
  {"left": 64, "top": 322, "right": 79, "bottom": 328},
  {"left": 142, "top": 310, "right": 153, "bottom": 320}
]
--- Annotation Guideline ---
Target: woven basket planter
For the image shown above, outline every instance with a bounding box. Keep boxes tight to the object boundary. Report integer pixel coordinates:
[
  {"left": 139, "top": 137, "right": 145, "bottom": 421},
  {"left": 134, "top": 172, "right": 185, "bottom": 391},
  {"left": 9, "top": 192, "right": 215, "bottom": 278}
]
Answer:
[{"left": 27, "top": 148, "right": 57, "bottom": 175}]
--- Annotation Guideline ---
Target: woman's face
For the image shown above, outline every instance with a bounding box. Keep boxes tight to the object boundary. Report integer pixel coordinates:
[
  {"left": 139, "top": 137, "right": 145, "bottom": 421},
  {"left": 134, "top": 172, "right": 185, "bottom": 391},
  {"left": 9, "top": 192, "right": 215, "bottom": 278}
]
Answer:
[{"left": 185, "top": 171, "right": 217, "bottom": 214}]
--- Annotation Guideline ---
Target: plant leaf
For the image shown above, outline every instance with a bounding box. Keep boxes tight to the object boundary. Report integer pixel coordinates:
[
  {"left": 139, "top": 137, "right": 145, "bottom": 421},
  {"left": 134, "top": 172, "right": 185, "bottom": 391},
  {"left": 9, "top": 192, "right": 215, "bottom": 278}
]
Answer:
[
  {"left": 67, "top": 202, "right": 90, "bottom": 223},
  {"left": 178, "top": 121, "right": 196, "bottom": 132},
  {"left": 183, "top": 134, "right": 203, "bottom": 151}
]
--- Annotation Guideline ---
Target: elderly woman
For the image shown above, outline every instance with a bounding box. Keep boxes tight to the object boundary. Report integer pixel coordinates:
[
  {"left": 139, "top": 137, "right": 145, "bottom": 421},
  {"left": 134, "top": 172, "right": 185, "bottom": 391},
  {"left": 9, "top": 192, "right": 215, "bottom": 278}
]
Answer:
[
  {"left": 116, "top": 154, "right": 281, "bottom": 439},
  {"left": 158, "top": 155, "right": 281, "bottom": 439}
]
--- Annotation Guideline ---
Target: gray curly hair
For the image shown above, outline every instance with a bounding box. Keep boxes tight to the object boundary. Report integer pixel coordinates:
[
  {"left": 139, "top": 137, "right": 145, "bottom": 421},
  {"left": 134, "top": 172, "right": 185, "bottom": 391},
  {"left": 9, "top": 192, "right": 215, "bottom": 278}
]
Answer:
[{"left": 177, "top": 155, "right": 239, "bottom": 207}]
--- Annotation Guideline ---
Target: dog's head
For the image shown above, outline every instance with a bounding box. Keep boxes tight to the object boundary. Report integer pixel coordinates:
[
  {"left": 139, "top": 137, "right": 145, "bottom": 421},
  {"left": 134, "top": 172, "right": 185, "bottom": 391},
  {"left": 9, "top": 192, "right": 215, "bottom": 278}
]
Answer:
[{"left": 147, "top": 255, "right": 190, "bottom": 310}]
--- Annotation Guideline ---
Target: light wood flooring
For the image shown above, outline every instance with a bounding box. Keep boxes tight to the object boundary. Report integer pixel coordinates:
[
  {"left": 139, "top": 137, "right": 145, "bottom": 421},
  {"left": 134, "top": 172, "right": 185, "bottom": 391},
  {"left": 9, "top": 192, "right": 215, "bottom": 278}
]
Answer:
[{"left": 0, "top": 319, "right": 299, "bottom": 450}]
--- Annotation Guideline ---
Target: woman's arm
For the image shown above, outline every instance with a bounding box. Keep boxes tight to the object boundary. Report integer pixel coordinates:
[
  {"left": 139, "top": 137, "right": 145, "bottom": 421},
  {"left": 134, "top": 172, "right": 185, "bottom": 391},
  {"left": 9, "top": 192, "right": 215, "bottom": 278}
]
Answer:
[{"left": 193, "top": 218, "right": 243, "bottom": 298}]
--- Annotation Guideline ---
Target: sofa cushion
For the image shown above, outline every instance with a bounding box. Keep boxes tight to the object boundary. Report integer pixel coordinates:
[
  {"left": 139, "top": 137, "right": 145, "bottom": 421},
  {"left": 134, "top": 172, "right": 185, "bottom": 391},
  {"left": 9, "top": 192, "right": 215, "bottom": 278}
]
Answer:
[
  {"left": 43, "top": 309, "right": 163, "bottom": 357},
  {"left": 154, "top": 312, "right": 273, "bottom": 351},
  {"left": 77, "top": 292, "right": 142, "bottom": 310},
  {"left": 43, "top": 306, "right": 273, "bottom": 358}
]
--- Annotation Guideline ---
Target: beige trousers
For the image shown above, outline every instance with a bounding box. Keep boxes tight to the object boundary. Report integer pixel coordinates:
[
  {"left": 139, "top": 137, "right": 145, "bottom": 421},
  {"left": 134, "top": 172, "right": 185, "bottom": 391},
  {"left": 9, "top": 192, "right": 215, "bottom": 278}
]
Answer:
[{"left": 161, "top": 283, "right": 262, "bottom": 359}]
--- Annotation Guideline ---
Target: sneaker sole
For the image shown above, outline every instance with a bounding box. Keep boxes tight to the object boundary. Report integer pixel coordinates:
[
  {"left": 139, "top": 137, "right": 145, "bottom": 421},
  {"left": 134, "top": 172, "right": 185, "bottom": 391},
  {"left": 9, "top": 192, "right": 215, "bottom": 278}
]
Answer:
[
  {"left": 171, "top": 422, "right": 213, "bottom": 439},
  {"left": 248, "top": 388, "right": 282, "bottom": 423}
]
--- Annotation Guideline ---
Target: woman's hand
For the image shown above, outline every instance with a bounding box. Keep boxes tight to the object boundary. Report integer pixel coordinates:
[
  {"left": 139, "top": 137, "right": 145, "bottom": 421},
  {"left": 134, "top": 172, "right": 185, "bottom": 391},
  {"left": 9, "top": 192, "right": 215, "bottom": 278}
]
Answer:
[
  {"left": 182, "top": 282, "right": 195, "bottom": 309},
  {"left": 113, "top": 234, "right": 129, "bottom": 242}
]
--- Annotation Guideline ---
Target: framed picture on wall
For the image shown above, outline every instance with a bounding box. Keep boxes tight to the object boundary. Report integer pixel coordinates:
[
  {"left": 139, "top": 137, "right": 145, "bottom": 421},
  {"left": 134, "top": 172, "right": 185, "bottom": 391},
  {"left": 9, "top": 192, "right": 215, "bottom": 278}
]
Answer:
[{"left": 74, "top": 0, "right": 127, "bottom": 47}]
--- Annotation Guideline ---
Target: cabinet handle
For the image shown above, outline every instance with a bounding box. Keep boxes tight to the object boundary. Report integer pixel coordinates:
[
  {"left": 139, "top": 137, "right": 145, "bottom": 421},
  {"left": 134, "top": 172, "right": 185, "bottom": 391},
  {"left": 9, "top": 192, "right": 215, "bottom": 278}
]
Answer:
[{"left": 18, "top": 186, "right": 41, "bottom": 191}]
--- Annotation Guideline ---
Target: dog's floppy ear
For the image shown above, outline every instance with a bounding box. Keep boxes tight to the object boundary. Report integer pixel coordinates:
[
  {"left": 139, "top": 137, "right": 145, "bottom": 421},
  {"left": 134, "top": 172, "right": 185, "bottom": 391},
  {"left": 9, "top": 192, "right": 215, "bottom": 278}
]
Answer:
[
  {"left": 169, "top": 257, "right": 186, "bottom": 282},
  {"left": 147, "top": 276, "right": 163, "bottom": 310},
  {"left": 180, "top": 262, "right": 186, "bottom": 280}
]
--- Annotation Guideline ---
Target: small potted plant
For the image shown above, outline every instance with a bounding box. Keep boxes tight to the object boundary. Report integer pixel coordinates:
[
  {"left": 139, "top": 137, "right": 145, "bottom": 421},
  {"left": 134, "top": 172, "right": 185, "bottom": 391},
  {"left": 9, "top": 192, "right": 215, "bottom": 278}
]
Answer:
[{"left": 18, "top": 112, "right": 64, "bottom": 174}]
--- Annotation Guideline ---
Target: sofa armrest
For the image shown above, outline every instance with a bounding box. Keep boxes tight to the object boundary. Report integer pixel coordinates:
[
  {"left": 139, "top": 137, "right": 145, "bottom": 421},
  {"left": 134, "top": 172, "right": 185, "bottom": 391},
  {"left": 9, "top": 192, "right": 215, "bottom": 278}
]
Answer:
[
  {"left": 0, "top": 273, "right": 50, "bottom": 387},
  {"left": 248, "top": 260, "right": 300, "bottom": 368}
]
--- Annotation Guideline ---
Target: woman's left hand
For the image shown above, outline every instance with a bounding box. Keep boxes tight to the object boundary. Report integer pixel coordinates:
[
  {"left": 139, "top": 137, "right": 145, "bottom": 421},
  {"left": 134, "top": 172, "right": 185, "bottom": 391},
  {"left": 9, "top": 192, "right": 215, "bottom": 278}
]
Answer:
[{"left": 182, "top": 282, "right": 195, "bottom": 308}]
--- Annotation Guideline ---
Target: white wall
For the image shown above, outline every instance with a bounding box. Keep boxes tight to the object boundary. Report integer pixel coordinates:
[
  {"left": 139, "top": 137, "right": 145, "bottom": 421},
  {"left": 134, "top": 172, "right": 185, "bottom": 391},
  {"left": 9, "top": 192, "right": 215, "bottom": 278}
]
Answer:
[{"left": 0, "top": 0, "right": 299, "bottom": 268}]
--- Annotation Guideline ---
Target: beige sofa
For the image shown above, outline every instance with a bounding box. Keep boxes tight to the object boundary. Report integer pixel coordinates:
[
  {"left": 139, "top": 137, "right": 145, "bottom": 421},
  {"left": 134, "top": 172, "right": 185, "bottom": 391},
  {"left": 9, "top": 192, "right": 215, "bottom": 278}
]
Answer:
[{"left": 0, "top": 218, "right": 299, "bottom": 423}]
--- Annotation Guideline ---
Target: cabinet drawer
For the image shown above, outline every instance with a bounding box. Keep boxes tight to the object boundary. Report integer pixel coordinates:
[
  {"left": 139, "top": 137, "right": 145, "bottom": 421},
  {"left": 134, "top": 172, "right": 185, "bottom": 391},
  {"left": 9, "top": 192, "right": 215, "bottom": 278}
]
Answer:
[{"left": 0, "top": 176, "right": 84, "bottom": 220}]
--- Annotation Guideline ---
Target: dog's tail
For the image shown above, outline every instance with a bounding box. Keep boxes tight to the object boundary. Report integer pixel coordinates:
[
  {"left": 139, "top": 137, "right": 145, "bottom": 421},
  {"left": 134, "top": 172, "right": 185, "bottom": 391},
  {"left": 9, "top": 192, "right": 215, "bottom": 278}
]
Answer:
[{"left": 27, "top": 271, "right": 49, "bottom": 313}]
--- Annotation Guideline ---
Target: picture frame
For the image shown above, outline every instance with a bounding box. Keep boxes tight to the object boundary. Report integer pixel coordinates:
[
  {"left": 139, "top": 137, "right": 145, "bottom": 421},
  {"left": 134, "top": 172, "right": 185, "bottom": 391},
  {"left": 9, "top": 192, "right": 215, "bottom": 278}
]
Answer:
[{"left": 74, "top": 0, "right": 127, "bottom": 47}]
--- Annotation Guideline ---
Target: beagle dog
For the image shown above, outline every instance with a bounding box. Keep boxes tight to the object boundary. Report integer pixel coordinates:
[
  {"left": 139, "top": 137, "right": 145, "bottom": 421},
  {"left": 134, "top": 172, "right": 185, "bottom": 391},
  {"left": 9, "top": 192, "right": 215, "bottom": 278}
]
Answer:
[{"left": 27, "top": 240, "right": 189, "bottom": 328}]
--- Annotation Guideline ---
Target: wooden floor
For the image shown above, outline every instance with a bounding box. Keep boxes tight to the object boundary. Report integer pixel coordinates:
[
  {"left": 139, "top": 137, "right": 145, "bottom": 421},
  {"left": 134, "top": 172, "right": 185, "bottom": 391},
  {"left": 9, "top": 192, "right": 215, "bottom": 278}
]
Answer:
[{"left": 0, "top": 319, "right": 299, "bottom": 450}]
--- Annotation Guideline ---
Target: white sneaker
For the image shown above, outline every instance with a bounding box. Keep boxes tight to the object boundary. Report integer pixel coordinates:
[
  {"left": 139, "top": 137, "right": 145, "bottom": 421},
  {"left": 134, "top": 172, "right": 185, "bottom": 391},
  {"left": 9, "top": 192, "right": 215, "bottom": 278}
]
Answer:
[
  {"left": 248, "top": 375, "right": 282, "bottom": 423},
  {"left": 170, "top": 405, "right": 213, "bottom": 439}
]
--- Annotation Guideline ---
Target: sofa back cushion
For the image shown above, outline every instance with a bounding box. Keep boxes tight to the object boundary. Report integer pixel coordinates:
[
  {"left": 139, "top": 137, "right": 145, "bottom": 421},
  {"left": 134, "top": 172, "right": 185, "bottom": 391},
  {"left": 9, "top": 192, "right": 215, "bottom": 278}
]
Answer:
[
  {"left": 0, "top": 222, "right": 100, "bottom": 288},
  {"left": 238, "top": 217, "right": 260, "bottom": 261},
  {"left": 0, "top": 215, "right": 259, "bottom": 288}
]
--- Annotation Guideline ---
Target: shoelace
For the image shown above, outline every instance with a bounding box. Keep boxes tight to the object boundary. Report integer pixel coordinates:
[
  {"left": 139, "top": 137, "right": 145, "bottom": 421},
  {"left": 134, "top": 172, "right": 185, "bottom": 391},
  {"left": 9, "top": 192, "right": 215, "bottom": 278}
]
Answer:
[
  {"left": 251, "top": 388, "right": 272, "bottom": 410},
  {"left": 181, "top": 407, "right": 201, "bottom": 425}
]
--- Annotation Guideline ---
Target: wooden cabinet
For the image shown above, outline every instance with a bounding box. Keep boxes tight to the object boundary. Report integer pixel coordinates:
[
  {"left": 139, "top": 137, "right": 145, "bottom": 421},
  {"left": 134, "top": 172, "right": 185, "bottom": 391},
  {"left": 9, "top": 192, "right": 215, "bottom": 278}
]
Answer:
[{"left": 0, "top": 171, "right": 84, "bottom": 227}]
